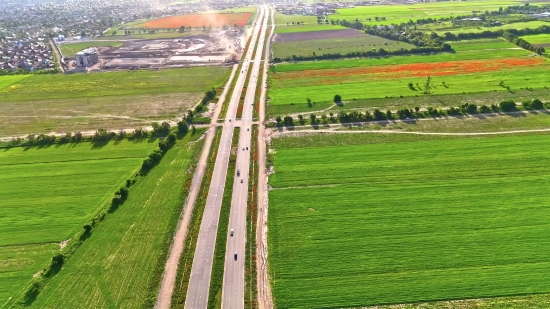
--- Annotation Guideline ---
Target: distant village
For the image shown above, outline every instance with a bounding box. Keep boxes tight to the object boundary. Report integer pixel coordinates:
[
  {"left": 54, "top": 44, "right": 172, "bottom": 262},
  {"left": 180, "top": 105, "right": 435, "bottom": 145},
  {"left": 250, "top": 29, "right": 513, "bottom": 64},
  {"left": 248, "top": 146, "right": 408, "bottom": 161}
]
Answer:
[{"left": 0, "top": 39, "right": 54, "bottom": 71}]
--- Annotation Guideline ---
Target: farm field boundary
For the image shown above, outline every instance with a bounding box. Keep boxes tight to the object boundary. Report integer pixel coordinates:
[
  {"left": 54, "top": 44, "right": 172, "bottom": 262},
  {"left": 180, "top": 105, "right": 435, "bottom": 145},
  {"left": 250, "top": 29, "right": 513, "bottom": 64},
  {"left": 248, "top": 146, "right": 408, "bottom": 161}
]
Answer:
[
  {"left": 21, "top": 132, "right": 203, "bottom": 308},
  {"left": 269, "top": 132, "right": 550, "bottom": 309}
]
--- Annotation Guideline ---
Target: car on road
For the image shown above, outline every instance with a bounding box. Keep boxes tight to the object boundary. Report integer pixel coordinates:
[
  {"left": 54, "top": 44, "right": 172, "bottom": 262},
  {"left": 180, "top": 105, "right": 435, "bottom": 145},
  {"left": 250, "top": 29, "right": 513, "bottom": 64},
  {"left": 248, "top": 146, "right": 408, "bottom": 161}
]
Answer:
[
  {"left": 241, "top": 178, "right": 243, "bottom": 183},
  {"left": 231, "top": 229, "right": 234, "bottom": 236},
  {"left": 234, "top": 253, "right": 238, "bottom": 260},
  {"left": 237, "top": 169, "right": 240, "bottom": 176}
]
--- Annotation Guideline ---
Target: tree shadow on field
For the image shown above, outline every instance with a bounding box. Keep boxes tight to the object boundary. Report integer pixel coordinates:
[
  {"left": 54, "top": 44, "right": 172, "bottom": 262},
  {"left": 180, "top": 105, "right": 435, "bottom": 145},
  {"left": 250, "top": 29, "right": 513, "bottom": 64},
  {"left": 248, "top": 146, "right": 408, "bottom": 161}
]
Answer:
[{"left": 91, "top": 139, "right": 109, "bottom": 149}]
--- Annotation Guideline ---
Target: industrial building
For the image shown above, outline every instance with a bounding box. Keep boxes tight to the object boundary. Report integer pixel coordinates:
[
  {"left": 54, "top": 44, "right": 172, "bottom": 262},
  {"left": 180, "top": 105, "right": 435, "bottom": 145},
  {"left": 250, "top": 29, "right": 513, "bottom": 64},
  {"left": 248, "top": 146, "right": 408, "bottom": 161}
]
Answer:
[{"left": 75, "top": 48, "right": 99, "bottom": 67}]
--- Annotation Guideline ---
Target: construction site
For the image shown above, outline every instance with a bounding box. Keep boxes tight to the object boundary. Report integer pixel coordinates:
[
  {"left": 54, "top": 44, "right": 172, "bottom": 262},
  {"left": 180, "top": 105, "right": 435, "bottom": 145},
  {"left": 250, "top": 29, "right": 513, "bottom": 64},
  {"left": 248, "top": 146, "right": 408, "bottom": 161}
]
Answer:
[{"left": 65, "top": 28, "right": 245, "bottom": 71}]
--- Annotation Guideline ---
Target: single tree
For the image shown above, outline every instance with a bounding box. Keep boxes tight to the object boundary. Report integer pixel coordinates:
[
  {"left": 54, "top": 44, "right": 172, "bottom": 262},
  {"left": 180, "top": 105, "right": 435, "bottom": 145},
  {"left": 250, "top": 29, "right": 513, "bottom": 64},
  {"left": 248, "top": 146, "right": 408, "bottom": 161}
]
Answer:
[{"left": 333, "top": 94, "right": 342, "bottom": 103}]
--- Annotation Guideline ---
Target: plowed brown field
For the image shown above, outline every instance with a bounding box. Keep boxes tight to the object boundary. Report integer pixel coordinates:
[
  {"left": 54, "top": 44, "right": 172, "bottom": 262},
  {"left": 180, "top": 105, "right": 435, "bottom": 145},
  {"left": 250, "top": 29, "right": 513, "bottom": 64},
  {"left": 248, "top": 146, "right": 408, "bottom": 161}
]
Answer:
[{"left": 140, "top": 12, "right": 251, "bottom": 28}]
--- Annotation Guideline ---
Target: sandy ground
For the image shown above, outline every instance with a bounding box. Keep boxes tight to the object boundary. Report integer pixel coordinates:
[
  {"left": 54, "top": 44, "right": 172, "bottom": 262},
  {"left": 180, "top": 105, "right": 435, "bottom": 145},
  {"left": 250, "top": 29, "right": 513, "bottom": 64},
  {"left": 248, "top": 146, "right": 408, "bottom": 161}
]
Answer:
[{"left": 256, "top": 7, "right": 275, "bottom": 309}]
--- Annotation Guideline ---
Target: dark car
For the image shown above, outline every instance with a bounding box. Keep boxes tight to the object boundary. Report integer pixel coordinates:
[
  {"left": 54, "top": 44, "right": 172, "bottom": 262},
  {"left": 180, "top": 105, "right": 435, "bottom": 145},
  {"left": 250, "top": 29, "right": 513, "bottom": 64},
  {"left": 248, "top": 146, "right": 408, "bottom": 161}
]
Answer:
[{"left": 234, "top": 253, "right": 238, "bottom": 260}]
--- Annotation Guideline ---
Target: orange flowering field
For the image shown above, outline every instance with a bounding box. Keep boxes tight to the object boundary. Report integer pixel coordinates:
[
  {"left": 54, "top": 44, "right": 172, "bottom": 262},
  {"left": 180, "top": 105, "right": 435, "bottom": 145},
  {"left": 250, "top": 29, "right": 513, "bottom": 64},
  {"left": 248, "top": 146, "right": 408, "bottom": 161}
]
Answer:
[{"left": 140, "top": 12, "right": 251, "bottom": 28}]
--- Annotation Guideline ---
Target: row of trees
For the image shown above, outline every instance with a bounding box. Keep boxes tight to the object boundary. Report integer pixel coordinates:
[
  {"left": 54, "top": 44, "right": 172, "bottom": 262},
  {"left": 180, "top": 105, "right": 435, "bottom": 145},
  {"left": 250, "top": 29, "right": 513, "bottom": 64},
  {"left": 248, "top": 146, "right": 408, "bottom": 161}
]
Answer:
[
  {"left": 273, "top": 45, "right": 452, "bottom": 63},
  {"left": 3, "top": 120, "right": 193, "bottom": 148},
  {"left": 275, "top": 99, "right": 546, "bottom": 126},
  {"left": 502, "top": 31, "right": 546, "bottom": 54}
]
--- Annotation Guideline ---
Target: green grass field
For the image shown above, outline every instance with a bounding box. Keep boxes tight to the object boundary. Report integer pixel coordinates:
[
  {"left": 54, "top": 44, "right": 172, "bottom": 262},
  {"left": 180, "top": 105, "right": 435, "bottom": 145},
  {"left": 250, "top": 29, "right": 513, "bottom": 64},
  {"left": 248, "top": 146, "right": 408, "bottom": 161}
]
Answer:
[
  {"left": 521, "top": 33, "right": 550, "bottom": 44},
  {"left": 427, "top": 21, "right": 550, "bottom": 35},
  {"left": 330, "top": 0, "right": 526, "bottom": 25},
  {"left": 273, "top": 34, "right": 414, "bottom": 59},
  {"left": 269, "top": 132, "right": 550, "bottom": 309},
  {"left": 59, "top": 41, "right": 124, "bottom": 57},
  {"left": 25, "top": 133, "right": 202, "bottom": 308},
  {"left": 0, "top": 66, "right": 226, "bottom": 136},
  {"left": 448, "top": 38, "right": 518, "bottom": 51},
  {"left": 0, "top": 75, "right": 31, "bottom": 89},
  {"left": 0, "top": 66, "right": 228, "bottom": 101},
  {"left": 0, "top": 140, "right": 158, "bottom": 307},
  {"left": 274, "top": 12, "right": 317, "bottom": 26}
]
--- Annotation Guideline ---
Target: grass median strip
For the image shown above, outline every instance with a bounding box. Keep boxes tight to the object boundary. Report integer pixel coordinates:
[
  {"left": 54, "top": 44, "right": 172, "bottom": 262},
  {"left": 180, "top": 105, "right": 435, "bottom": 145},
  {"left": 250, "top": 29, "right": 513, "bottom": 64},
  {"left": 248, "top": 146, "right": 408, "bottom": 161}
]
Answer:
[{"left": 208, "top": 128, "right": 239, "bottom": 309}]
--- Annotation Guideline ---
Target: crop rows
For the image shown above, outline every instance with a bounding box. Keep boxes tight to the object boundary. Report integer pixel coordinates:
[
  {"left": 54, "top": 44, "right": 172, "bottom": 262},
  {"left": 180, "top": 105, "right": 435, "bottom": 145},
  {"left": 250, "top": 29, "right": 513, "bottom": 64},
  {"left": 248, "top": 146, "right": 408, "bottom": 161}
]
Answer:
[
  {"left": 268, "top": 133, "right": 550, "bottom": 309},
  {"left": 24, "top": 134, "right": 202, "bottom": 308}
]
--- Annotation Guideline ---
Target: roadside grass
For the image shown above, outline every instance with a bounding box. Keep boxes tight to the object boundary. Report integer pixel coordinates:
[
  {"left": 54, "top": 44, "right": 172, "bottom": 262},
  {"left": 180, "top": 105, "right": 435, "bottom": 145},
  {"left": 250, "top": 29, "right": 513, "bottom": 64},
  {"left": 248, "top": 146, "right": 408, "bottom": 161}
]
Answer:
[
  {"left": 26, "top": 132, "right": 203, "bottom": 308},
  {"left": 0, "top": 75, "right": 32, "bottom": 89},
  {"left": 244, "top": 125, "right": 258, "bottom": 309},
  {"left": 329, "top": 0, "right": 526, "bottom": 25},
  {"left": 272, "top": 35, "right": 414, "bottom": 59},
  {"left": 521, "top": 33, "right": 550, "bottom": 44},
  {"left": 171, "top": 128, "right": 222, "bottom": 309},
  {"left": 271, "top": 48, "right": 530, "bottom": 72},
  {"left": 268, "top": 65, "right": 550, "bottom": 105},
  {"left": 0, "top": 92, "right": 203, "bottom": 137},
  {"left": 0, "top": 66, "right": 229, "bottom": 101},
  {"left": 59, "top": 41, "right": 124, "bottom": 57},
  {"left": 269, "top": 132, "right": 550, "bottom": 309},
  {"left": 0, "top": 139, "right": 157, "bottom": 307},
  {"left": 267, "top": 88, "right": 550, "bottom": 117},
  {"left": 275, "top": 24, "right": 346, "bottom": 34}
]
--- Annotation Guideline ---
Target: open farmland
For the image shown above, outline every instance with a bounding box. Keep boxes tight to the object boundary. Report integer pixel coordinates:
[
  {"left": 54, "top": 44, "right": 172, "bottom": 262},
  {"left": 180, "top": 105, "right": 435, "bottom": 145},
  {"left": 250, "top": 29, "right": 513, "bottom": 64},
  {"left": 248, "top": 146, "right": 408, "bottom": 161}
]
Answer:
[
  {"left": 274, "top": 12, "right": 317, "bottom": 26},
  {"left": 273, "top": 30, "right": 414, "bottom": 59},
  {"left": 59, "top": 41, "right": 124, "bottom": 57},
  {"left": 269, "top": 132, "right": 550, "bottom": 309},
  {"left": 23, "top": 132, "right": 203, "bottom": 308},
  {"left": 0, "top": 139, "right": 158, "bottom": 307},
  {"left": 329, "top": 0, "right": 526, "bottom": 25},
  {"left": 139, "top": 12, "right": 251, "bottom": 28},
  {"left": 267, "top": 43, "right": 549, "bottom": 112},
  {"left": 0, "top": 66, "right": 228, "bottom": 136},
  {"left": 521, "top": 33, "right": 550, "bottom": 45}
]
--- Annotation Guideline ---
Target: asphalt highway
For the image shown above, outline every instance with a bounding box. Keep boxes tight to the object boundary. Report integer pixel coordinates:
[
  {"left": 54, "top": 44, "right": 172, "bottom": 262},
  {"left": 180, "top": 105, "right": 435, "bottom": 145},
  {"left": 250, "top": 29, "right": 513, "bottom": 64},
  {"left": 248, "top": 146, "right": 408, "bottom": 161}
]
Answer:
[
  {"left": 184, "top": 7, "right": 267, "bottom": 309},
  {"left": 221, "top": 5, "right": 270, "bottom": 309}
]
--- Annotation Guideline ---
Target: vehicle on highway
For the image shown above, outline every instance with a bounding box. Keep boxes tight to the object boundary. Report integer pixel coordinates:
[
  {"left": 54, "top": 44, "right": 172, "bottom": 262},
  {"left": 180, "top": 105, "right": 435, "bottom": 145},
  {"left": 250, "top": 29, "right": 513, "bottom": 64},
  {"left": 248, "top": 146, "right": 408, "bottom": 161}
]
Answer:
[
  {"left": 231, "top": 229, "right": 234, "bottom": 236},
  {"left": 237, "top": 169, "right": 240, "bottom": 176},
  {"left": 247, "top": 128, "right": 249, "bottom": 131},
  {"left": 234, "top": 253, "right": 238, "bottom": 260},
  {"left": 241, "top": 178, "right": 243, "bottom": 183}
]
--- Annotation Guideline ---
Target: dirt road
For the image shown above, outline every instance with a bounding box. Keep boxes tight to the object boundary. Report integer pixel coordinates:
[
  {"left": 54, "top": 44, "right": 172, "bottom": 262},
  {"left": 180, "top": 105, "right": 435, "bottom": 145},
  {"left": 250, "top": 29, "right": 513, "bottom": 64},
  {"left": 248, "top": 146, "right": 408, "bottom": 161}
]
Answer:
[{"left": 256, "top": 6, "right": 275, "bottom": 309}]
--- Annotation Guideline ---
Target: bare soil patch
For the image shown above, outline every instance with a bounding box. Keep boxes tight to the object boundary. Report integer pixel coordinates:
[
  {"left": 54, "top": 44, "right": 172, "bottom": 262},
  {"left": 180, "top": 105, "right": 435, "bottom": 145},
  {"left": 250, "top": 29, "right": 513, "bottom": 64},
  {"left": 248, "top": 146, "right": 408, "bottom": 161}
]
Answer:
[{"left": 274, "top": 29, "right": 362, "bottom": 42}]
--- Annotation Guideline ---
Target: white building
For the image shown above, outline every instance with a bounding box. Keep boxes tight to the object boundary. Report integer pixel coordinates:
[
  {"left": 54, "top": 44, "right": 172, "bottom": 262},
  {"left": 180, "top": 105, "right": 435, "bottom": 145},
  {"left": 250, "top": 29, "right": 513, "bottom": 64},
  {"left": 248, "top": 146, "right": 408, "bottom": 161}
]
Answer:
[{"left": 75, "top": 48, "right": 99, "bottom": 67}]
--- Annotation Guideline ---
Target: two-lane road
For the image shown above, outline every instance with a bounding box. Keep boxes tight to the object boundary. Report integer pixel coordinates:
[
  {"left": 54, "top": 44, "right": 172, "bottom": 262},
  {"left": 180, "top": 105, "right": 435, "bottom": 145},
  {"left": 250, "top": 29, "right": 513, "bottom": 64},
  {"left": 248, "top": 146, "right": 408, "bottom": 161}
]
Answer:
[{"left": 184, "top": 7, "right": 267, "bottom": 309}]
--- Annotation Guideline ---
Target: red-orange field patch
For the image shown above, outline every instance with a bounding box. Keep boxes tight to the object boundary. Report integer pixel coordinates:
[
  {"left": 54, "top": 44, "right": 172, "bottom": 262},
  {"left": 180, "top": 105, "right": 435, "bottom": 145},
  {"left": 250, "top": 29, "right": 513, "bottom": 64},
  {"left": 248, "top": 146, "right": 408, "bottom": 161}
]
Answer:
[
  {"left": 277, "top": 58, "right": 544, "bottom": 81},
  {"left": 140, "top": 12, "right": 251, "bottom": 28}
]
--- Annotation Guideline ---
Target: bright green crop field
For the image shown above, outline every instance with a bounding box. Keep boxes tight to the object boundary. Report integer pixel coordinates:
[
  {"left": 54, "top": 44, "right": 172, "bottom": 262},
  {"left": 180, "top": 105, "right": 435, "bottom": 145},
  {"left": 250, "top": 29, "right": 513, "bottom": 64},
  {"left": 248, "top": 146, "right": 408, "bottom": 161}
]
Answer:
[
  {"left": 0, "top": 140, "right": 157, "bottom": 307},
  {"left": 521, "top": 33, "right": 550, "bottom": 44},
  {"left": 23, "top": 132, "right": 203, "bottom": 308},
  {"left": 59, "top": 41, "right": 124, "bottom": 57},
  {"left": 0, "top": 75, "right": 31, "bottom": 89},
  {"left": 330, "top": 0, "right": 527, "bottom": 25},
  {"left": 274, "top": 12, "right": 317, "bottom": 26},
  {"left": 269, "top": 132, "right": 550, "bottom": 309}
]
